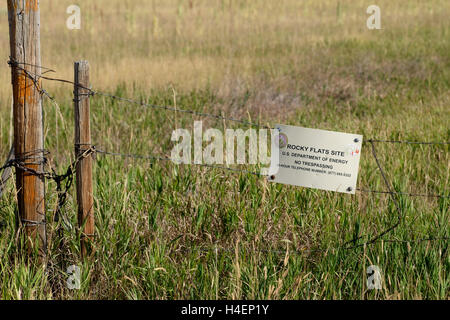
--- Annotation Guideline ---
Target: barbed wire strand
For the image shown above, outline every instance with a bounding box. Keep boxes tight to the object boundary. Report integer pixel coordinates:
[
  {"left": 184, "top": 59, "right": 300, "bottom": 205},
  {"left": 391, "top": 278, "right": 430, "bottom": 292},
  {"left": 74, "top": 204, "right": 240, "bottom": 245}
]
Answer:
[
  {"left": 4, "top": 147, "right": 447, "bottom": 198},
  {"left": 93, "top": 148, "right": 449, "bottom": 198},
  {"left": 174, "top": 236, "right": 450, "bottom": 257},
  {"left": 7, "top": 61, "right": 450, "bottom": 145},
  {"left": 95, "top": 149, "right": 264, "bottom": 177},
  {"left": 8, "top": 60, "right": 269, "bottom": 129},
  {"left": 355, "top": 188, "right": 448, "bottom": 198},
  {"left": 367, "top": 139, "right": 450, "bottom": 145}
]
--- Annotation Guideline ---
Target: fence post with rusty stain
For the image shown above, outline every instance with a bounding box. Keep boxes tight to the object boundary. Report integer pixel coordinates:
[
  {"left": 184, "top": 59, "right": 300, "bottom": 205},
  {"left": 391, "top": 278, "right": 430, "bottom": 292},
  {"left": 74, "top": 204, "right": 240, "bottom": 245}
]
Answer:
[{"left": 8, "top": 0, "right": 47, "bottom": 255}]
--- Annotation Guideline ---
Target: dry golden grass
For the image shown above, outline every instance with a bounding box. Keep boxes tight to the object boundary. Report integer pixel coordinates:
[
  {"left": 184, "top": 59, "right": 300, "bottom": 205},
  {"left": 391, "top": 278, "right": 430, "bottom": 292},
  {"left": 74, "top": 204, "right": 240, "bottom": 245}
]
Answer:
[{"left": 0, "top": 0, "right": 448, "bottom": 99}]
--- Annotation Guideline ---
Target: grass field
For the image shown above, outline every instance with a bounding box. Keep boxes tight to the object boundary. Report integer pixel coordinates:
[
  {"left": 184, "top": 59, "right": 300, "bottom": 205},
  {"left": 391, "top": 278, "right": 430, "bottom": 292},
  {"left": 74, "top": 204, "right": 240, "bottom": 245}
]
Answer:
[{"left": 0, "top": 0, "right": 449, "bottom": 299}]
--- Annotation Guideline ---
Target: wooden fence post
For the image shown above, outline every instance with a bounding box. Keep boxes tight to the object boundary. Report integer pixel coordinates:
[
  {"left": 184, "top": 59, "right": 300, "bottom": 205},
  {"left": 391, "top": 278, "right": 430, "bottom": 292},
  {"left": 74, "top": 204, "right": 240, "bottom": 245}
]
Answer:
[
  {"left": 8, "top": 0, "right": 47, "bottom": 254},
  {"left": 74, "top": 61, "right": 94, "bottom": 258}
]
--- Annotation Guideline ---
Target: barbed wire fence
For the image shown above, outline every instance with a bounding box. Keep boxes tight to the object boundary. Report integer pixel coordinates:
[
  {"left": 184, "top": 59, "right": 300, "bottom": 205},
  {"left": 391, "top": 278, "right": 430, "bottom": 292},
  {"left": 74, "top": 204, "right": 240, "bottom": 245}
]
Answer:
[{"left": 1, "top": 59, "right": 449, "bottom": 257}]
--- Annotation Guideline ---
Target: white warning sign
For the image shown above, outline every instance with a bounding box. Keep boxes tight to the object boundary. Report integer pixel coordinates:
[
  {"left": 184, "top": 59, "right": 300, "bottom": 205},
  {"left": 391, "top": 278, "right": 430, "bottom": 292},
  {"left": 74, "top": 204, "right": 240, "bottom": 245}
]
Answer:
[{"left": 268, "top": 124, "right": 363, "bottom": 194}]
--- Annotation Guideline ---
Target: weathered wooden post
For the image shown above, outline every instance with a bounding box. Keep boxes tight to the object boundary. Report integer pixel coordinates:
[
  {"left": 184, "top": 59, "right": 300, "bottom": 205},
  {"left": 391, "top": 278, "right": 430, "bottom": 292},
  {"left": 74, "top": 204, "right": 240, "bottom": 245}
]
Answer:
[
  {"left": 74, "top": 61, "right": 94, "bottom": 258},
  {"left": 8, "top": 0, "right": 47, "bottom": 254}
]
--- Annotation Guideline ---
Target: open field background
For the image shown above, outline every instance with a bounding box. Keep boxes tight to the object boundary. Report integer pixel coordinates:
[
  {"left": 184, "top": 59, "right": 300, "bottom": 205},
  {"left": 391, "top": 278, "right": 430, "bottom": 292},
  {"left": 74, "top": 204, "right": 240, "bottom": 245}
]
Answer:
[{"left": 0, "top": 0, "right": 449, "bottom": 299}]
